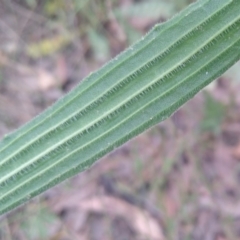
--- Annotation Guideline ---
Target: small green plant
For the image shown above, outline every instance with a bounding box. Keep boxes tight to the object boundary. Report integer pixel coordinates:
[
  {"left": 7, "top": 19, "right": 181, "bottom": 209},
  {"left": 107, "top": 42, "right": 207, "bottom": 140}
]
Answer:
[
  {"left": 201, "top": 91, "right": 226, "bottom": 135},
  {"left": 0, "top": 0, "right": 240, "bottom": 216}
]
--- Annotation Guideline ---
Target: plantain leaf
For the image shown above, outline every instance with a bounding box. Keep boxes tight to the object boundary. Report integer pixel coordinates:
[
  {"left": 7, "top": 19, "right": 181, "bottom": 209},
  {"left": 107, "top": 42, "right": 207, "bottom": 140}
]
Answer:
[{"left": 0, "top": 0, "right": 240, "bottom": 215}]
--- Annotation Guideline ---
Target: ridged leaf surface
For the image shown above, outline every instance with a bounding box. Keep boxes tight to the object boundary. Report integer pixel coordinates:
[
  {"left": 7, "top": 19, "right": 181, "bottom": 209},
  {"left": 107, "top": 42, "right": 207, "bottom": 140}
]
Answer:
[{"left": 0, "top": 0, "right": 240, "bottom": 215}]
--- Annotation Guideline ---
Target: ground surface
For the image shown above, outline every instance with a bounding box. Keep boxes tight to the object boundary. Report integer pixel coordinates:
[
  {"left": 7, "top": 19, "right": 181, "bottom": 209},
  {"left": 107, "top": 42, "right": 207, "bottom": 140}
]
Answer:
[{"left": 0, "top": 0, "right": 240, "bottom": 239}]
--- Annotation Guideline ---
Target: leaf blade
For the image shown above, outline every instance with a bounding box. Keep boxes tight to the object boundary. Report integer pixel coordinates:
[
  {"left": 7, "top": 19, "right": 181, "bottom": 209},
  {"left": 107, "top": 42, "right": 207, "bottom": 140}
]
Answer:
[{"left": 0, "top": 0, "right": 240, "bottom": 215}]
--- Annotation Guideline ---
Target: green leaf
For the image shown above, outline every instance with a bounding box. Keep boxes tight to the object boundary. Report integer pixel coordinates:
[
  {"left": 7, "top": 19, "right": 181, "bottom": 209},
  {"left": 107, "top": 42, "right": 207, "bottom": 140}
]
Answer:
[
  {"left": 24, "top": 0, "right": 37, "bottom": 8},
  {"left": 201, "top": 91, "right": 226, "bottom": 135},
  {"left": 115, "top": 0, "right": 175, "bottom": 19},
  {"left": 0, "top": 0, "right": 240, "bottom": 215},
  {"left": 88, "top": 28, "right": 110, "bottom": 61}
]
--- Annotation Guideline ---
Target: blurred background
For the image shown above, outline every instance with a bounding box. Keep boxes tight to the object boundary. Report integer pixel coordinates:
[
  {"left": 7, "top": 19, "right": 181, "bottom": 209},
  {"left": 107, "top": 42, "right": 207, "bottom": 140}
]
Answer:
[{"left": 0, "top": 0, "right": 240, "bottom": 239}]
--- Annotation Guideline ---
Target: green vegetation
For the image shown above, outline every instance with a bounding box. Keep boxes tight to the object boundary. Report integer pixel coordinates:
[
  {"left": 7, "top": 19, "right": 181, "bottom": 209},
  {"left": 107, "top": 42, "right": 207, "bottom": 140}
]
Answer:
[{"left": 0, "top": 0, "right": 240, "bottom": 217}]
